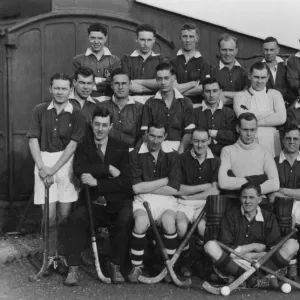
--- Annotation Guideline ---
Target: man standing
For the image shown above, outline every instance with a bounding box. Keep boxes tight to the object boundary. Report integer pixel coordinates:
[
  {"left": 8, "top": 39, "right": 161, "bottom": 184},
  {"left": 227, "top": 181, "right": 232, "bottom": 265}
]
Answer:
[
  {"left": 121, "top": 24, "right": 164, "bottom": 104},
  {"left": 171, "top": 23, "right": 210, "bottom": 104},
  {"left": 69, "top": 66, "right": 98, "bottom": 124},
  {"left": 128, "top": 121, "right": 180, "bottom": 283},
  {"left": 99, "top": 68, "right": 143, "bottom": 148},
  {"left": 234, "top": 62, "right": 286, "bottom": 157},
  {"left": 141, "top": 62, "right": 195, "bottom": 153},
  {"left": 193, "top": 78, "right": 237, "bottom": 156},
  {"left": 287, "top": 42, "right": 300, "bottom": 100},
  {"left": 176, "top": 127, "right": 220, "bottom": 277},
  {"left": 262, "top": 37, "right": 296, "bottom": 105},
  {"left": 73, "top": 23, "right": 121, "bottom": 100},
  {"left": 218, "top": 112, "right": 279, "bottom": 195},
  {"left": 204, "top": 182, "right": 299, "bottom": 286},
  {"left": 63, "top": 107, "right": 133, "bottom": 285},
  {"left": 27, "top": 73, "right": 86, "bottom": 260},
  {"left": 210, "top": 34, "right": 248, "bottom": 106}
]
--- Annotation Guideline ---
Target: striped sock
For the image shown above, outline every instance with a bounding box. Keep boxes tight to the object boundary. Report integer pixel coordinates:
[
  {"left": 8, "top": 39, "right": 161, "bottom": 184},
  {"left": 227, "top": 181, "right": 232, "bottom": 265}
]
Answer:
[
  {"left": 163, "top": 232, "right": 178, "bottom": 259},
  {"left": 130, "top": 231, "right": 146, "bottom": 267}
]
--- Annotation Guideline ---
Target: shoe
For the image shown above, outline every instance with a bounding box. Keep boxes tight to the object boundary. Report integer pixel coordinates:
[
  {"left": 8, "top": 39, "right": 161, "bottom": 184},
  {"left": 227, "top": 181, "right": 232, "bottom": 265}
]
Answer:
[
  {"left": 64, "top": 266, "right": 79, "bottom": 286},
  {"left": 128, "top": 265, "right": 144, "bottom": 283},
  {"left": 181, "top": 265, "right": 192, "bottom": 278},
  {"left": 287, "top": 264, "right": 298, "bottom": 280},
  {"left": 180, "top": 250, "right": 193, "bottom": 278},
  {"left": 81, "top": 249, "right": 94, "bottom": 267},
  {"left": 256, "top": 275, "right": 278, "bottom": 289},
  {"left": 109, "top": 263, "right": 125, "bottom": 284}
]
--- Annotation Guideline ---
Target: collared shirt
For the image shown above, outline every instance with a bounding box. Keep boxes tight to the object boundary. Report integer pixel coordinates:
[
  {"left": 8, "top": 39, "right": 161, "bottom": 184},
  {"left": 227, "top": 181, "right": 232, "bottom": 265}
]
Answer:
[
  {"left": 95, "top": 136, "right": 108, "bottom": 156},
  {"left": 129, "top": 142, "right": 181, "bottom": 190},
  {"left": 121, "top": 50, "right": 164, "bottom": 81},
  {"left": 180, "top": 148, "right": 220, "bottom": 185},
  {"left": 287, "top": 103, "right": 300, "bottom": 126},
  {"left": 210, "top": 60, "right": 248, "bottom": 92},
  {"left": 141, "top": 88, "right": 195, "bottom": 141},
  {"left": 27, "top": 101, "right": 86, "bottom": 152},
  {"left": 219, "top": 205, "right": 281, "bottom": 250},
  {"left": 73, "top": 47, "right": 121, "bottom": 97},
  {"left": 275, "top": 151, "right": 300, "bottom": 189},
  {"left": 193, "top": 102, "right": 237, "bottom": 156},
  {"left": 68, "top": 91, "right": 98, "bottom": 124},
  {"left": 262, "top": 56, "right": 284, "bottom": 82},
  {"left": 98, "top": 96, "right": 144, "bottom": 147}
]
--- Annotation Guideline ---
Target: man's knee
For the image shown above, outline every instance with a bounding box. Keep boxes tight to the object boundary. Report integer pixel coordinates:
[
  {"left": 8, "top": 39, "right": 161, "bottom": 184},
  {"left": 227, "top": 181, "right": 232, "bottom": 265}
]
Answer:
[
  {"left": 161, "top": 210, "right": 176, "bottom": 234},
  {"left": 197, "top": 219, "right": 206, "bottom": 237},
  {"left": 281, "top": 239, "right": 299, "bottom": 259},
  {"left": 204, "top": 240, "right": 222, "bottom": 260},
  {"left": 176, "top": 213, "right": 189, "bottom": 238},
  {"left": 133, "top": 210, "right": 149, "bottom": 234}
]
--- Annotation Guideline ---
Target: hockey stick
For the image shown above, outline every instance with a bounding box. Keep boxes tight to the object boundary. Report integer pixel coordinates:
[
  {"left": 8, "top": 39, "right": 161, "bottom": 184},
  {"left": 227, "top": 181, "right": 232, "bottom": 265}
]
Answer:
[
  {"left": 85, "top": 185, "right": 111, "bottom": 284},
  {"left": 142, "top": 201, "right": 191, "bottom": 287},
  {"left": 139, "top": 203, "right": 206, "bottom": 284},
  {"left": 29, "top": 186, "right": 50, "bottom": 282},
  {"left": 217, "top": 240, "right": 300, "bottom": 290},
  {"left": 202, "top": 228, "right": 297, "bottom": 295}
]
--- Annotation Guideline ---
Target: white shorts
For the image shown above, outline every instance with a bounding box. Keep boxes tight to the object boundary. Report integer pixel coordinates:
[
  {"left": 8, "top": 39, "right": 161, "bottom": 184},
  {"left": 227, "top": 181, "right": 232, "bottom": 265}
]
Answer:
[
  {"left": 34, "top": 151, "right": 79, "bottom": 205},
  {"left": 292, "top": 200, "right": 300, "bottom": 225},
  {"left": 133, "top": 193, "right": 178, "bottom": 222},
  {"left": 177, "top": 199, "right": 206, "bottom": 223},
  {"left": 161, "top": 141, "right": 180, "bottom": 153}
]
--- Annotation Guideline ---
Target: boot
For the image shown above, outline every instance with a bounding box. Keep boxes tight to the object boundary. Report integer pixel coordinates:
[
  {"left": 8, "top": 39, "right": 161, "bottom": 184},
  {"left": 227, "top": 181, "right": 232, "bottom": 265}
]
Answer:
[
  {"left": 128, "top": 265, "right": 144, "bottom": 284},
  {"left": 109, "top": 263, "right": 125, "bottom": 284},
  {"left": 64, "top": 266, "right": 79, "bottom": 286}
]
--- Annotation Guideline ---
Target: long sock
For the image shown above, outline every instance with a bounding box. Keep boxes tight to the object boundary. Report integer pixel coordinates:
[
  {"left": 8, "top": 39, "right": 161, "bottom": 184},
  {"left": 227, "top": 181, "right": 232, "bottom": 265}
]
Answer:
[
  {"left": 163, "top": 232, "right": 178, "bottom": 259},
  {"left": 130, "top": 231, "right": 146, "bottom": 267},
  {"left": 215, "top": 252, "right": 244, "bottom": 277}
]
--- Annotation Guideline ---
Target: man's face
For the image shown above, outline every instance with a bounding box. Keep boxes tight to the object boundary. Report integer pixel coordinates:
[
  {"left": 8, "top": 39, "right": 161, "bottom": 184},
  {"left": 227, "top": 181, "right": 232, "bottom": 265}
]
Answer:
[
  {"left": 111, "top": 74, "right": 131, "bottom": 99},
  {"left": 74, "top": 74, "right": 94, "bottom": 99},
  {"left": 146, "top": 127, "right": 167, "bottom": 152},
  {"left": 237, "top": 119, "right": 257, "bottom": 145},
  {"left": 156, "top": 69, "right": 175, "bottom": 93},
  {"left": 180, "top": 29, "right": 198, "bottom": 52},
  {"left": 240, "top": 188, "right": 262, "bottom": 215},
  {"left": 249, "top": 68, "right": 269, "bottom": 91},
  {"left": 263, "top": 41, "right": 279, "bottom": 63},
  {"left": 191, "top": 130, "right": 210, "bottom": 156},
  {"left": 49, "top": 79, "right": 72, "bottom": 105},
  {"left": 219, "top": 39, "right": 238, "bottom": 65},
  {"left": 283, "top": 129, "right": 300, "bottom": 154},
  {"left": 88, "top": 31, "right": 107, "bottom": 53},
  {"left": 136, "top": 31, "right": 156, "bottom": 55},
  {"left": 203, "top": 82, "right": 222, "bottom": 107},
  {"left": 91, "top": 116, "right": 112, "bottom": 142}
]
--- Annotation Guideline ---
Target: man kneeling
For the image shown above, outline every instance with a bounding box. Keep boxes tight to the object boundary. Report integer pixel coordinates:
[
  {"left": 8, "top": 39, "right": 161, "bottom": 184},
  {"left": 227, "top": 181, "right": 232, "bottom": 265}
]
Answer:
[
  {"left": 128, "top": 121, "right": 181, "bottom": 283},
  {"left": 204, "top": 183, "right": 299, "bottom": 287}
]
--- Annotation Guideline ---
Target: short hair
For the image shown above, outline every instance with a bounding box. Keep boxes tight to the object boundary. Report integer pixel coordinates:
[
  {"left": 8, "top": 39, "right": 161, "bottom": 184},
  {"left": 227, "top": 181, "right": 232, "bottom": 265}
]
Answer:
[
  {"left": 50, "top": 73, "right": 72, "bottom": 87},
  {"left": 180, "top": 23, "right": 199, "bottom": 35},
  {"left": 110, "top": 68, "right": 131, "bottom": 81},
  {"left": 156, "top": 62, "right": 176, "bottom": 75},
  {"left": 92, "top": 106, "right": 113, "bottom": 123},
  {"left": 263, "top": 36, "right": 279, "bottom": 47},
  {"left": 240, "top": 182, "right": 262, "bottom": 197},
  {"left": 192, "top": 126, "right": 209, "bottom": 138},
  {"left": 74, "top": 66, "right": 95, "bottom": 81},
  {"left": 250, "top": 61, "right": 268, "bottom": 74},
  {"left": 136, "top": 24, "right": 156, "bottom": 37},
  {"left": 147, "top": 121, "right": 167, "bottom": 134},
  {"left": 283, "top": 123, "right": 300, "bottom": 137},
  {"left": 202, "top": 77, "right": 222, "bottom": 90},
  {"left": 237, "top": 112, "right": 258, "bottom": 126},
  {"left": 87, "top": 23, "right": 108, "bottom": 36},
  {"left": 218, "top": 33, "right": 238, "bottom": 48}
]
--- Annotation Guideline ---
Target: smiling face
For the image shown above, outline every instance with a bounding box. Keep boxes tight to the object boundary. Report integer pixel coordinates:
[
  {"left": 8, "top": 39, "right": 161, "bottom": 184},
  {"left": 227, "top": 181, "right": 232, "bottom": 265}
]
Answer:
[
  {"left": 237, "top": 119, "right": 258, "bottom": 145},
  {"left": 156, "top": 69, "right": 175, "bottom": 93},
  {"left": 146, "top": 126, "right": 167, "bottom": 152},
  {"left": 74, "top": 74, "right": 94, "bottom": 99},
  {"left": 263, "top": 41, "right": 279, "bottom": 63},
  {"left": 283, "top": 129, "right": 300, "bottom": 154},
  {"left": 49, "top": 79, "right": 72, "bottom": 105},
  {"left": 136, "top": 31, "right": 156, "bottom": 55},
  {"left": 180, "top": 29, "right": 198, "bottom": 52},
  {"left": 191, "top": 130, "right": 210, "bottom": 157},
  {"left": 240, "top": 187, "right": 262, "bottom": 215},
  {"left": 203, "top": 82, "right": 222, "bottom": 107},
  {"left": 91, "top": 115, "right": 113, "bottom": 142},
  {"left": 88, "top": 31, "right": 107, "bottom": 53},
  {"left": 111, "top": 74, "right": 131, "bottom": 100},
  {"left": 249, "top": 67, "right": 269, "bottom": 91},
  {"left": 219, "top": 39, "right": 238, "bottom": 65}
]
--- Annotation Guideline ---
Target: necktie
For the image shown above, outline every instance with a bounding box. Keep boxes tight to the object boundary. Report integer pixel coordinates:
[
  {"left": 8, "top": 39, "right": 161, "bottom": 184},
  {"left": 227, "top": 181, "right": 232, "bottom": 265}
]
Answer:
[{"left": 97, "top": 144, "right": 105, "bottom": 161}]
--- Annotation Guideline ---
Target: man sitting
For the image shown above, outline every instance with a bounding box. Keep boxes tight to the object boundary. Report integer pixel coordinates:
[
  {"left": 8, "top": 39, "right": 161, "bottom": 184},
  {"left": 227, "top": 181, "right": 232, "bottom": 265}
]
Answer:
[
  {"left": 128, "top": 121, "right": 180, "bottom": 283},
  {"left": 204, "top": 182, "right": 299, "bottom": 286},
  {"left": 176, "top": 127, "right": 220, "bottom": 277}
]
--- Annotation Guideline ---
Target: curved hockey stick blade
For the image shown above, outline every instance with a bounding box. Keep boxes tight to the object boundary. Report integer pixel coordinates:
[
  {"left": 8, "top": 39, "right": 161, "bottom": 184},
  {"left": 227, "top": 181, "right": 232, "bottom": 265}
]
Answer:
[{"left": 202, "top": 281, "right": 221, "bottom": 295}]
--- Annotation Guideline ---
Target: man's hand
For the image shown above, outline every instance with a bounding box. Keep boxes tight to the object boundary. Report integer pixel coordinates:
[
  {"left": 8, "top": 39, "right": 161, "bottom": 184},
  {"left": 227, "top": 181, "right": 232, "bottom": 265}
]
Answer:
[
  {"left": 109, "top": 165, "right": 121, "bottom": 178},
  {"left": 208, "top": 129, "right": 218, "bottom": 139},
  {"left": 43, "top": 175, "right": 54, "bottom": 188},
  {"left": 268, "top": 191, "right": 286, "bottom": 203},
  {"left": 81, "top": 173, "right": 97, "bottom": 187},
  {"left": 39, "top": 166, "right": 54, "bottom": 178}
]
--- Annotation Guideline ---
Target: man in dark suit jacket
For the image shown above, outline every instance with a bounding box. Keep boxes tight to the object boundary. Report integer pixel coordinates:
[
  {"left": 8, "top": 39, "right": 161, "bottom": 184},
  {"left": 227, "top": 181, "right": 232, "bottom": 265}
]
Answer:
[
  {"left": 262, "top": 36, "right": 296, "bottom": 105},
  {"left": 62, "top": 107, "right": 133, "bottom": 286}
]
